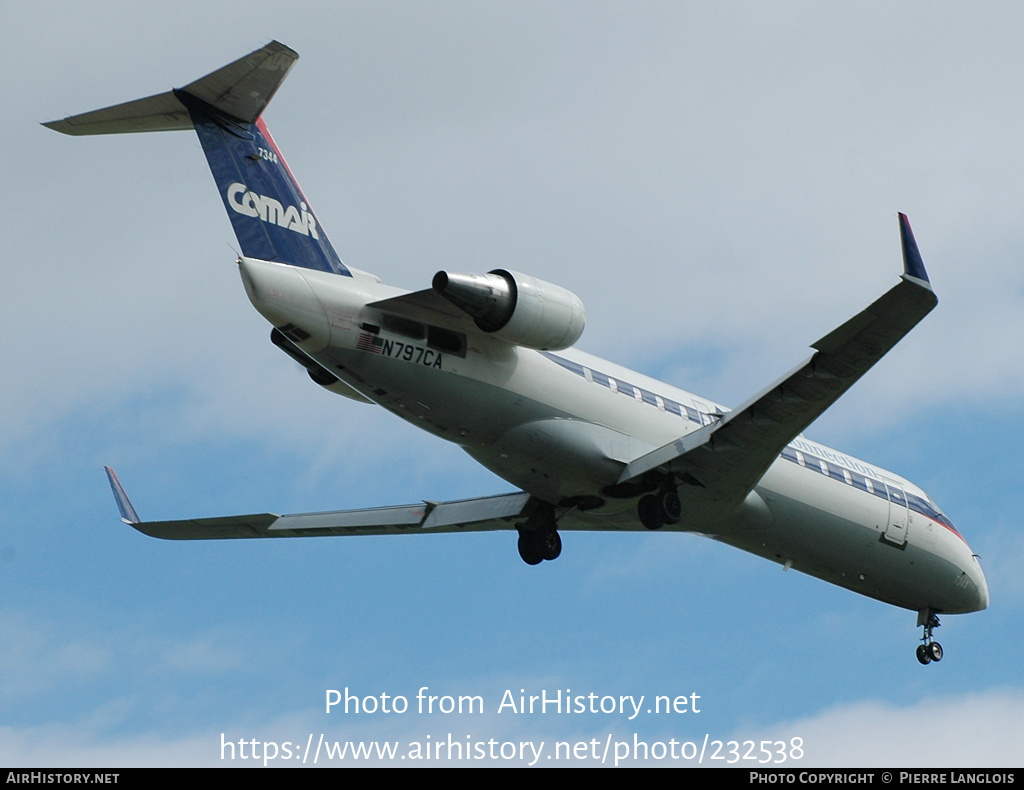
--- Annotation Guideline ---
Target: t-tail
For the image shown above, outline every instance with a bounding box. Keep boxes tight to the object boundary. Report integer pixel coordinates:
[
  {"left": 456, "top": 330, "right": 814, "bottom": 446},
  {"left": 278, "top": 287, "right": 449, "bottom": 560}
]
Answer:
[{"left": 44, "top": 41, "right": 350, "bottom": 277}]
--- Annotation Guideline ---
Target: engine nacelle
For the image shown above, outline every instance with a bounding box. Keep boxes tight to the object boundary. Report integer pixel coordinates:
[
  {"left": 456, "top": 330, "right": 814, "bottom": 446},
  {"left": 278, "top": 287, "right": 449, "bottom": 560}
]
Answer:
[
  {"left": 270, "top": 328, "right": 371, "bottom": 403},
  {"left": 431, "top": 268, "right": 586, "bottom": 350}
]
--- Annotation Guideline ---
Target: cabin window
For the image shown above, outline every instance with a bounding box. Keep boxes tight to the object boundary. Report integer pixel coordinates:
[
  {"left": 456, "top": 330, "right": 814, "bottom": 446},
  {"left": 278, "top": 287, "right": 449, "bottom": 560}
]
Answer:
[{"left": 850, "top": 472, "right": 869, "bottom": 492}]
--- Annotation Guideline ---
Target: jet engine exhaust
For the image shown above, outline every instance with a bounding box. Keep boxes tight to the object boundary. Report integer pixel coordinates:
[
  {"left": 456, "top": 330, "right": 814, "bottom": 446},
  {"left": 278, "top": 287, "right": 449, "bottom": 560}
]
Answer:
[
  {"left": 432, "top": 270, "right": 515, "bottom": 331},
  {"left": 432, "top": 268, "right": 586, "bottom": 350}
]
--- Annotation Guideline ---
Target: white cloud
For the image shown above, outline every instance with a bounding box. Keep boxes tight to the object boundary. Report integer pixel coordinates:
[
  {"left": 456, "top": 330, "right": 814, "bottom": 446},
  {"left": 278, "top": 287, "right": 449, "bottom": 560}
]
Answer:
[
  {"left": 0, "top": 611, "right": 111, "bottom": 699},
  {"left": 5, "top": 688, "right": 1021, "bottom": 767},
  {"left": 738, "top": 690, "right": 1024, "bottom": 768},
  {"left": 0, "top": 725, "right": 214, "bottom": 768}
]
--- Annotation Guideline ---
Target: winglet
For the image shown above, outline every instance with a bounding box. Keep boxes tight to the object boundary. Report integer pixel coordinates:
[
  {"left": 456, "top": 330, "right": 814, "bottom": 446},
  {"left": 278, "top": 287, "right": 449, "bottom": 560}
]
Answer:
[
  {"left": 104, "top": 467, "right": 141, "bottom": 525},
  {"left": 898, "top": 213, "right": 930, "bottom": 285}
]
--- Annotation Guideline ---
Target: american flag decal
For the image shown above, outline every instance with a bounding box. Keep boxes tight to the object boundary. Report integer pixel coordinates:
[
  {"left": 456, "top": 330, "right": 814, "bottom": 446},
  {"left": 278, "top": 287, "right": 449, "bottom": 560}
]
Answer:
[{"left": 356, "top": 332, "right": 383, "bottom": 354}]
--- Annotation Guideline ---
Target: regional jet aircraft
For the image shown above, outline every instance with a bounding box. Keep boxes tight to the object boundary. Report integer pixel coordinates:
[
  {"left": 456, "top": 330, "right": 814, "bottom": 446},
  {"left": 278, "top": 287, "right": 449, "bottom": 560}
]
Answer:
[{"left": 46, "top": 42, "right": 988, "bottom": 663}]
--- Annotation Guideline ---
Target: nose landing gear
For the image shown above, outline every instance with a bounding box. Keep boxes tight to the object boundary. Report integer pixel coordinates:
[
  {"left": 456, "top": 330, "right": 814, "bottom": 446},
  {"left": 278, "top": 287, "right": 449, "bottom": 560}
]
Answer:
[{"left": 916, "top": 609, "right": 942, "bottom": 665}]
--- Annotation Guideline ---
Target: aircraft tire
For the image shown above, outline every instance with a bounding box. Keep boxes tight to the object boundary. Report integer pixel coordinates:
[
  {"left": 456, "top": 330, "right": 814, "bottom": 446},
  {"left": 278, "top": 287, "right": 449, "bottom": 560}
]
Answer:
[
  {"left": 517, "top": 533, "right": 543, "bottom": 565},
  {"left": 916, "top": 645, "right": 931, "bottom": 665},
  {"left": 638, "top": 495, "right": 663, "bottom": 530},
  {"left": 538, "top": 530, "right": 562, "bottom": 561},
  {"left": 928, "top": 642, "right": 943, "bottom": 662},
  {"left": 656, "top": 490, "right": 682, "bottom": 525}
]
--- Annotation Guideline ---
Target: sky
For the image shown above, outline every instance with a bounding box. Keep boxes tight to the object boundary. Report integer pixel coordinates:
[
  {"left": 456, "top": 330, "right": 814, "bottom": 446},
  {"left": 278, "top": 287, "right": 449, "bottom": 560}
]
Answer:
[{"left": 2, "top": 1, "right": 1023, "bottom": 768}]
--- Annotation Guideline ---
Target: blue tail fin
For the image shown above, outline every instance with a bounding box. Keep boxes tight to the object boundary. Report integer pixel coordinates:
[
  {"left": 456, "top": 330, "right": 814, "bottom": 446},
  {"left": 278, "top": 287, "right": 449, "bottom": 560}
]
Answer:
[
  {"left": 180, "top": 91, "right": 349, "bottom": 275},
  {"left": 44, "top": 41, "right": 350, "bottom": 276}
]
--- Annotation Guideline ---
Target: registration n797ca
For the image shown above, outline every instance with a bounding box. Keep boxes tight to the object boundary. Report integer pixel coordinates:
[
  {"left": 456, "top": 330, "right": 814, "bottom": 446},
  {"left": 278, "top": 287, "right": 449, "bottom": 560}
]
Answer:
[{"left": 45, "top": 42, "right": 988, "bottom": 664}]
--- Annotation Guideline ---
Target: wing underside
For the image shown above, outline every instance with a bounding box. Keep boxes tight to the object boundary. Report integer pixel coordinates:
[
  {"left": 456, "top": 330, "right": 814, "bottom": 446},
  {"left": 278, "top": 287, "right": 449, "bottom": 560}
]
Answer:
[
  {"left": 619, "top": 213, "right": 937, "bottom": 522},
  {"left": 105, "top": 467, "right": 531, "bottom": 540}
]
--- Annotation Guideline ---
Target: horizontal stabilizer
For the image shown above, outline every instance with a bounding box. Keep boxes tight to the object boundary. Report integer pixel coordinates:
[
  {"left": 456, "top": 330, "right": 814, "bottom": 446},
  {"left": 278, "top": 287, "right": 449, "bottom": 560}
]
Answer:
[
  {"left": 43, "top": 92, "right": 192, "bottom": 136},
  {"left": 44, "top": 41, "right": 297, "bottom": 135}
]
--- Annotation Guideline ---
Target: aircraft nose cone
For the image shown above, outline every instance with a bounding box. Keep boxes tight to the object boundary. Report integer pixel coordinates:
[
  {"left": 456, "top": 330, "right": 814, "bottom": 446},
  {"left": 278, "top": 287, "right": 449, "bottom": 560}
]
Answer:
[
  {"left": 954, "top": 551, "right": 989, "bottom": 614},
  {"left": 237, "top": 257, "right": 331, "bottom": 352},
  {"left": 973, "top": 561, "right": 990, "bottom": 612}
]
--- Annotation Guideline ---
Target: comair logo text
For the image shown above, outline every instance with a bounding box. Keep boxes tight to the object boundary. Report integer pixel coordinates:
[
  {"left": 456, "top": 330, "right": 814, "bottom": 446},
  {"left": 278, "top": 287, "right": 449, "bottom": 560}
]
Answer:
[{"left": 226, "top": 182, "right": 319, "bottom": 239}]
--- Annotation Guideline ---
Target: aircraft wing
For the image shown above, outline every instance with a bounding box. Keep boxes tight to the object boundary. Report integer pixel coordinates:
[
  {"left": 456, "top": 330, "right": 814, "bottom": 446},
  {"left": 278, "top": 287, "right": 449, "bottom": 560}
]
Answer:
[
  {"left": 105, "top": 467, "right": 531, "bottom": 540},
  {"left": 619, "top": 214, "right": 937, "bottom": 521}
]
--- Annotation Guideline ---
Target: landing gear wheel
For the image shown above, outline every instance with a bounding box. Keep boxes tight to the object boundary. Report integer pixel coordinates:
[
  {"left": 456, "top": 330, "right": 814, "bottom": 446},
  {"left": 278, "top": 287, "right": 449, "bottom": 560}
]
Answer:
[
  {"left": 915, "top": 609, "right": 943, "bottom": 665},
  {"left": 639, "top": 489, "right": 681, "bottom": 529},
  {"left": 538, "top": 529, "right": 562, "bottom": 561},
  {"left": 517, "top": 526, "right": 560, "bottom": 565},
  {"left": 517, "top": 533, "right": 543, "bottom": 565},
  {"left": 656, "top": 490, "right": 681, "bottom": 525},
  {"left": 638, "top": 495, "right": 663, "bottom": 530},
  {"left": 516, "top": 501, "right": 562, "bottom": 565}
]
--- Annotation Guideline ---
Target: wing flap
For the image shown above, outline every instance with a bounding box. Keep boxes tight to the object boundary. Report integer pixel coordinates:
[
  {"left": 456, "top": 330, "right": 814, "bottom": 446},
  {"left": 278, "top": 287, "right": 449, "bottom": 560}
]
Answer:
[{"left": 422, "top": 493, "right": 532, "bottom": 529}]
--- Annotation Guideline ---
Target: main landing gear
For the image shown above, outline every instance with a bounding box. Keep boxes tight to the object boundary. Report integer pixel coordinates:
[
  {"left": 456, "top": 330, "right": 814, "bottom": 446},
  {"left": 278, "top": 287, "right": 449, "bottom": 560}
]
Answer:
[
  {"left": 638, "top": 488, "right": 681, "bottom": 530},
  {"left": 916, "top": 608, "right": 943, "bottom": 665},
  {"left": 516, "top": 501, "right": 561, "bottom": 565},
  {"left": 517, "top": 528, "right": 561, "bottom": 565}
]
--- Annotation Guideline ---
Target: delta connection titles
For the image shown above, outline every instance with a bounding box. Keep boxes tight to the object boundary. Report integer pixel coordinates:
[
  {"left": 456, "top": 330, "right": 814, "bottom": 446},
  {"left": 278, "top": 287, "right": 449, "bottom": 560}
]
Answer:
[{"left": 326, "top": 686, "right": 700, "bottom": 720}]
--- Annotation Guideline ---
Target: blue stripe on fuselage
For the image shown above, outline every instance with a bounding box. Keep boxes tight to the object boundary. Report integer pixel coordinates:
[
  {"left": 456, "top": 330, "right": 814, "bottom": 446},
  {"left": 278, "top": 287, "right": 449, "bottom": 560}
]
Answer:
[{"left": 541, "top": 350, "right": 963, "bottom": 541}]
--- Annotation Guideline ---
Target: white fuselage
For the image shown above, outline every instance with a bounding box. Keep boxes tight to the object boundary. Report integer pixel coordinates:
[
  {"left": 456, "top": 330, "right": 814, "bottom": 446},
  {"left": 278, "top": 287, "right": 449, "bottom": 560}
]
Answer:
[{"left": 239, "top": 256, "right": 989, "bottom": 617}]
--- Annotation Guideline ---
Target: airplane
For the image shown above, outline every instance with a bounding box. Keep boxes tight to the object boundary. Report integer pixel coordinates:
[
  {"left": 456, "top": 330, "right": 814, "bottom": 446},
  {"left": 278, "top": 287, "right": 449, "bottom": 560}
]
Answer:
[{"left": 46, "top": 41, "right": 988, "bottom": 664}]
